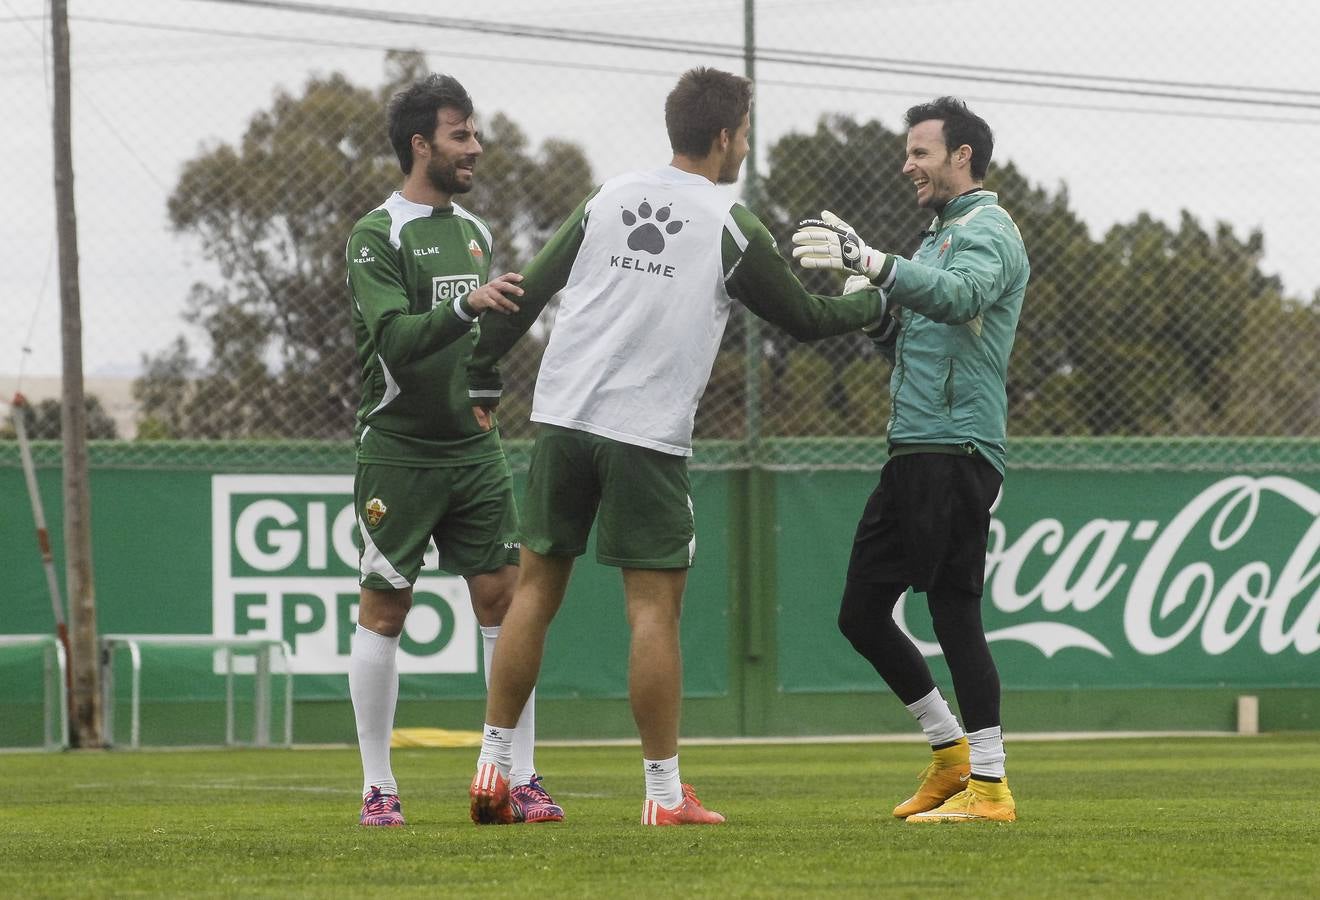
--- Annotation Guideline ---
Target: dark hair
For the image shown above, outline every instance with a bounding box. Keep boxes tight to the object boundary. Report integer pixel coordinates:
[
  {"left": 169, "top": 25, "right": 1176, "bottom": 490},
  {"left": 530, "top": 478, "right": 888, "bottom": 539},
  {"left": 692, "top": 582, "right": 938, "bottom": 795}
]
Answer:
[
  {"left": 664, "top": 67, "right": 753, "bottom": 158},
  {"left": 904, "top": 96, "right": 994, "bottom": 181},
  {"left": 386, "top": 74, "right": 474, "bottom": 175}
]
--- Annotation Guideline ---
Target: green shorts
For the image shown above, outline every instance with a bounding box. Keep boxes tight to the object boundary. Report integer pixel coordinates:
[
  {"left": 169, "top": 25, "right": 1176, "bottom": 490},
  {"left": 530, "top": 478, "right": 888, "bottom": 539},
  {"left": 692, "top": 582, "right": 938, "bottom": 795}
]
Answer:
[
  {"left": 354, "top": 457, "right": 519, "bottom": 589},
  {"left": 521, "top": 424, "right": 694, "bottom": 569}
]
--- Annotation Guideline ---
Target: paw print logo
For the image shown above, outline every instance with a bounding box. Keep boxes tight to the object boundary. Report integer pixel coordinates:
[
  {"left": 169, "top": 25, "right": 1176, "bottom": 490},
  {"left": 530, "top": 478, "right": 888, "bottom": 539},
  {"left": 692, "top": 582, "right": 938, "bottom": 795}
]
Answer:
[
  {"left": 359, "top": 246, "right": 370, "bottom": 258},
  {"left": 622, "top": 200, "right": 684, "bottom": 255}
]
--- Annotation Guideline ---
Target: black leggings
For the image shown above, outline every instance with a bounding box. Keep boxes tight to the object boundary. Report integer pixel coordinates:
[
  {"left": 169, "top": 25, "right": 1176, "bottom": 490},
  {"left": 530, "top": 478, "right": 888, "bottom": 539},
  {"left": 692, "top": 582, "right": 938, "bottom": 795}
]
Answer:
[{"left": 838, "top": 579, "right": 1001, "bottom": 733}]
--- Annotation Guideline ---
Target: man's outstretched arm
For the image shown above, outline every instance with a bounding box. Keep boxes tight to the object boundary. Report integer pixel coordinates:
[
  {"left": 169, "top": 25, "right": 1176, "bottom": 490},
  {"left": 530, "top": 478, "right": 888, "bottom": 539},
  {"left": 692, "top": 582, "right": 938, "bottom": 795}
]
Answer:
[
  {"left": 467, "top": 191, "right": 595, "bottom": 409},
  {"left": 725, "top": 205, "right": 886, "bottom": 341}
]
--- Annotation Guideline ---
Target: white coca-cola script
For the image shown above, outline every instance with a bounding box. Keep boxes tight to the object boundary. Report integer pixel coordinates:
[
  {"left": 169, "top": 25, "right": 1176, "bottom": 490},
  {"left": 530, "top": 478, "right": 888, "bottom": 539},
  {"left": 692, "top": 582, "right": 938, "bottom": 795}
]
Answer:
[{"left": 897, "top": 476, "right": 1320, "bottom": 660}]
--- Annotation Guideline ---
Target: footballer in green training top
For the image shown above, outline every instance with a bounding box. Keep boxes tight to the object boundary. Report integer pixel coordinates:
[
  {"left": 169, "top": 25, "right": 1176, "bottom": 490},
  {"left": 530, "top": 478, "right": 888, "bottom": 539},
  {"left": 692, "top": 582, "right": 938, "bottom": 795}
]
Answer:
[{"left": 343, "top": 73, "right": 562, "bottom": 829}]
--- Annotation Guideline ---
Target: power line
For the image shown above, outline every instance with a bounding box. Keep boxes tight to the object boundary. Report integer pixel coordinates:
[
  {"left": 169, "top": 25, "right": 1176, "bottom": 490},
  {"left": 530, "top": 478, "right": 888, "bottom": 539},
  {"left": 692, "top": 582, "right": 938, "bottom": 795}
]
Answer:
[
  {"left": 0, "top": 2, "right": 168, "bottom": 190},
  {"left": 760, "top": 78, "right": 1320, "bottom": 129},
  {"left": 65, "top": 14, "right": 676, "bottom": 78},
  {"left": 177, "top": 0, "right": 1320, "bottom": 111},
  {"left": 64, "top": 13, "right": 1320, "bottom": 128}
]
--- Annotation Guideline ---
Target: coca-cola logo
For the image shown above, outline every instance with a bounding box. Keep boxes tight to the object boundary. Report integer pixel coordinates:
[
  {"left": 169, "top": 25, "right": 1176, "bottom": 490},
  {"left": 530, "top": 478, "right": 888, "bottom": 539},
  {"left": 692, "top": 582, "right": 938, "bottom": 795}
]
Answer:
[{"left": 898, "top": 476, "right": 1320, "bottom": 660}]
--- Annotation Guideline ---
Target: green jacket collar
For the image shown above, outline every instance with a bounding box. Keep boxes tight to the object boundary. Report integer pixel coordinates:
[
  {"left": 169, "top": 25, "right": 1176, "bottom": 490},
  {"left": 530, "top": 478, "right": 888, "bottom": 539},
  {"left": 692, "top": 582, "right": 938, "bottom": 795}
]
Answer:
[{"left": 930, "top": 189, "right": 998, "bottom": 231}]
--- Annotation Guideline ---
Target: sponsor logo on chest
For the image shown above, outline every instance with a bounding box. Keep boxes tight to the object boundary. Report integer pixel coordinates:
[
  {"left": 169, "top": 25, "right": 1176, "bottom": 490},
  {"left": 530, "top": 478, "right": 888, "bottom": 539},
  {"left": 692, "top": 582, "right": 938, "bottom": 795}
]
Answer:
[{"left": 432, "top": 274, "right": 480, "bottom": 307}]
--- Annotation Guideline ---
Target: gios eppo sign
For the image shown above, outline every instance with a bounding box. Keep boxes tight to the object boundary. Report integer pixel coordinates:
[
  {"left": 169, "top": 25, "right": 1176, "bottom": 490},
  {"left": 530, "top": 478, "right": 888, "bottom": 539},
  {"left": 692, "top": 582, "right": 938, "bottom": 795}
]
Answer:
[
  {"left": 895, "top": 474, "right": 1320, "bottom": 687},
  {"left": 211, "top": 475, "right": 476, "bottom": 674}
]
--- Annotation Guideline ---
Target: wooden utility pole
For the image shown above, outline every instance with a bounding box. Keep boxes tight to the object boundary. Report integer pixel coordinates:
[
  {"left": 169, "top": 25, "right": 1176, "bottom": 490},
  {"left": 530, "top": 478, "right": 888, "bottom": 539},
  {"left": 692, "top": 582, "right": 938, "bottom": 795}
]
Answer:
[{"left": 51, "top": 0, "right": 101, "bottom": 747}]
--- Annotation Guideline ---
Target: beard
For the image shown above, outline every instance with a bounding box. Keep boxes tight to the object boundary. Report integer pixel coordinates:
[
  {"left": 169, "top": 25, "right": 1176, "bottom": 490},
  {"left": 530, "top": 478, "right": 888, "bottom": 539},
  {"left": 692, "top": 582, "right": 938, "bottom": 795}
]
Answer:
[
  {"left": 716, "top": 154, "right": 743, "bottom": 185},
  {"left": 425, "top": 154, "right": 473, "bottom": 196},
  {"left": 922, "top": 163, "right": 958, "bottom": 211}
]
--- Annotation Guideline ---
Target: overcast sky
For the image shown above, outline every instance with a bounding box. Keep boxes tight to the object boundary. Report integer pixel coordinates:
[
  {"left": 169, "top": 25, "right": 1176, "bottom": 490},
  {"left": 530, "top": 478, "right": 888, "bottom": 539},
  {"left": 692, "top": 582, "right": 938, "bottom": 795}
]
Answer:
[{"left": 3, "top": 0, "right": 1318, "bottom": 384}]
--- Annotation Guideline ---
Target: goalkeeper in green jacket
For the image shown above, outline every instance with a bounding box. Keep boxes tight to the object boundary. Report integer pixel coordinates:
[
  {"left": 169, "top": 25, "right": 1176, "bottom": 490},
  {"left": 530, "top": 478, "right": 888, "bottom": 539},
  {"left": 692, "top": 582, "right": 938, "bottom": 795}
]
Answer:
[{"left": 794, "top": 97, "right": 1029, "bottom": 824}]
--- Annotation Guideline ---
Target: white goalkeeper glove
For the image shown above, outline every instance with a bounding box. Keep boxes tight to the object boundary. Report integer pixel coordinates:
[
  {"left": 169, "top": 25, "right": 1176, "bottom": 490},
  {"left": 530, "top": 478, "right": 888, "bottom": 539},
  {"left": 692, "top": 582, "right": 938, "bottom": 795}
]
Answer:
[
  {"left": 792, "top": 210, "right": 896, "bottom": 287},
  {"left": 842, "top": 273, "right": 899, "bottom": 346}
]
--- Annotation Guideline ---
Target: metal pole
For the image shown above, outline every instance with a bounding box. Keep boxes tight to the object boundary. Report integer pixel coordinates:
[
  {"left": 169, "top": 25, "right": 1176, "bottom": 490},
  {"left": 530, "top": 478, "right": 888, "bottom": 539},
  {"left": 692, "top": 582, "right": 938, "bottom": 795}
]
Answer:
[
  {"left": 101, "top": 639, "right": 115, "bottom": 747},
  {"left": 282, "top": 641, "right": 295, "bottom": 746},
  {"left": 255, "top": 644, "right": 271, "bottom": 747},
  {"left": 51, "top": 0, "right": 101, "bottom": 747},
  {"left": 226, "top": 648, "right": 235, "bottom": 746},
  {"left": 10, "top": 393, "right": 74, "bottom": 733},
  {"left": 43, "top": 642, "right": 55, "bottom": 750},
  {"left": 56, "top": 640, "right": 70, "bottom": 748},
  {"left": 129, "top": 642, "right": 141, "bottom": 749}
]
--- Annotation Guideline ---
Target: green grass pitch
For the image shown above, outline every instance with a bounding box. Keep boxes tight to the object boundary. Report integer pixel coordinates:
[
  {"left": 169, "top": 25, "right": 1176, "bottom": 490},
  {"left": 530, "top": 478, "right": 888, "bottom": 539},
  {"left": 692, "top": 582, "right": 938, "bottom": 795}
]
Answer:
[{"left": 2, "top": 735, "right": 1317, "bottom": 897}]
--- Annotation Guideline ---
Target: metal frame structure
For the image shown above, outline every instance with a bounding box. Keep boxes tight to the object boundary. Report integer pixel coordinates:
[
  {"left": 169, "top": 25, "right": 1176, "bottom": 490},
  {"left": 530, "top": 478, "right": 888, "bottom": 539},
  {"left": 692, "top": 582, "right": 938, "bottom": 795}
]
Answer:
[
  {"left": 0, "top": 635, "right": 70, "bottom": 750},
  {"left": 99, "top": 635, "right": 293, "bottom": 749}
]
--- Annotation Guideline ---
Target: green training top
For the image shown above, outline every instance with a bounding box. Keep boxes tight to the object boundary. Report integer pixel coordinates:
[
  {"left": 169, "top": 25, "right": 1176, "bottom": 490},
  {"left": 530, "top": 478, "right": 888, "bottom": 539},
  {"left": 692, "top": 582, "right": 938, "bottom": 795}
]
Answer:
[{"left": 346, "top": 191, "right": 502, "bottom": 467}]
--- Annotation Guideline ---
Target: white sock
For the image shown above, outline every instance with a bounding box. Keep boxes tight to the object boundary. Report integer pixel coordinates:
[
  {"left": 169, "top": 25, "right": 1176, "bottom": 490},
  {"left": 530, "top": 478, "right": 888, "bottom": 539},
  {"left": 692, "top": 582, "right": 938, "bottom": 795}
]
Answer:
[
  {"left": 643, "top": 755, "right": 683, "bottom": 808},
  {"left": 481, "top": 625, "right": 538, "bottom": 788},
  {"left": 904, "top": 687, "right": 965, "bottom": 748},
  {"left": 967, "top": 725, "right": 1007, "bottom": 779},
  {"left": 349, "top": 624, "right": 400, "bottom": 796},
  {"left": 477, "top": 724, "right": 514, "bottom": 778}
]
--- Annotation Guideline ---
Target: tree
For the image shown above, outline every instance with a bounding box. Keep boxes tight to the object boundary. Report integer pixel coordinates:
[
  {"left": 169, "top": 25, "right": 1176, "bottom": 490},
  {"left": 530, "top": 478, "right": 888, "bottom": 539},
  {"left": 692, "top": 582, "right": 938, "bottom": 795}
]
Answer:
[
  {"left": 2, "top": 396, "right": 118, "bottom": 440},
  {"left": 136, "top": 51, "right": 593, "bottom": 440},
  {"left": 739, "top": 112, "right": 1318, "bottom": 440},
  {"left": 1218, "top": 289, "right": 1320, "bottom": 434},
  {"left": 138, "top": 87, "right": 1317, "bottom": 444},
  {"left": 1027, "top": 211, "right": 1301, "bottom": 437}
]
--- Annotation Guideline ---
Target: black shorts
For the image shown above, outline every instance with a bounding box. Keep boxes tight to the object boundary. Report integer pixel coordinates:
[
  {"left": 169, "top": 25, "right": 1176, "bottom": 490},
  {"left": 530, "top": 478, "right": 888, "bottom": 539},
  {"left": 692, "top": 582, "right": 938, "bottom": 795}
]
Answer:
[{"left": 846, "top": 452, "right": 1003, "bottom": 595}]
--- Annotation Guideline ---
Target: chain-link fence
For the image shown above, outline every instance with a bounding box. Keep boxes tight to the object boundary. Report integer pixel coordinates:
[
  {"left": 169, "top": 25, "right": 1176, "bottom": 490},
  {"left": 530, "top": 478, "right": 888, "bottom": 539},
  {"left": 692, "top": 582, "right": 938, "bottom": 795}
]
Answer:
[{"left": 5, "top": 0, "right": 1320, "bottom": 472}]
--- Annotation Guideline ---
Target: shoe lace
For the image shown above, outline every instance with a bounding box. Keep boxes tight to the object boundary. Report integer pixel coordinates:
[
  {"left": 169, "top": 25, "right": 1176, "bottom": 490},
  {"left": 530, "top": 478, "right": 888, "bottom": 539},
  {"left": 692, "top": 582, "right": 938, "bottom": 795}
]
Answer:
[
  {"left": 520, "top": 775, "right": 552, "bottom": 801},
  {"left": 363, "top": 787, "right": 397, "bottom": 815}
]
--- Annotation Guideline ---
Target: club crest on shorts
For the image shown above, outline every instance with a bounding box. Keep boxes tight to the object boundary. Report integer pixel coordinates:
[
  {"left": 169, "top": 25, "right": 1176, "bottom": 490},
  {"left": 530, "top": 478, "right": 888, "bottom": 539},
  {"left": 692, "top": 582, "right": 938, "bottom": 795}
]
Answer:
[{"left": 364, "top": 498, "right": 388, "bottom": 527}]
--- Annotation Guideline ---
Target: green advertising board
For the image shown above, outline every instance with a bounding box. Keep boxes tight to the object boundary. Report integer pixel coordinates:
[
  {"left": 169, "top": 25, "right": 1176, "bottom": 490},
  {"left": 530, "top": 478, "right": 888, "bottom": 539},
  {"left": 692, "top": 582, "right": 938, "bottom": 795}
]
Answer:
[
  {"left": 0, "top": 465, "right": 730, "bottom": 705},
  {"left": 207, "top": 471, "right": 731, "bottom": 701},
  {"left": 777, "top": 469, "right": 1320, "bottom": 694},
  {"left": 2, "top": 440, "right": 1318, "bottom": 742}
]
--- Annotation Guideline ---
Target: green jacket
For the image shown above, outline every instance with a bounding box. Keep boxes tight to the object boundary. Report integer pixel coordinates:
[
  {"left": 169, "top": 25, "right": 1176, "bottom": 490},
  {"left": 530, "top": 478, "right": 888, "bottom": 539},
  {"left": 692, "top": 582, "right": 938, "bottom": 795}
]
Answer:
[{"left": 884, "top": 190, "right": 1029, "bottom": 474}]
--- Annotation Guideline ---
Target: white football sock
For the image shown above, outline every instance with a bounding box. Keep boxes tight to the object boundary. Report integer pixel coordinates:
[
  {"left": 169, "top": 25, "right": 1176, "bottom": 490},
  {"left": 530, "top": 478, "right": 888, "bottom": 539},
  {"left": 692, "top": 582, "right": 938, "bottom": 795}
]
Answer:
[
  {"left": 477, "top": 724, "right": 514, "bottom": 778},
  {"left": 904, "top": 687, "right": 965, "bottom": 748},
  {"left": 968, "top": 725, "right": 1007, "bottom": 779},
  {"left": 481, "top": 625, "right": 538, "bottom": 788},
  {"left": 349, "top": 624, "right": 400, "bottom": 796},
  {"left": 643, "top": 755, "right": 683, "bottom": 808}
]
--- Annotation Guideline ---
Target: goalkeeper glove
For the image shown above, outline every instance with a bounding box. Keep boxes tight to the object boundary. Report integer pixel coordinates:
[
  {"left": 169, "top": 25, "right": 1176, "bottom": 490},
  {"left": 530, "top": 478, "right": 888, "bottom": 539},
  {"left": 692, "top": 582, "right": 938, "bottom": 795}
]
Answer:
[{"left": 792, "top": 210, "right": 896, "bottom": 287}]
